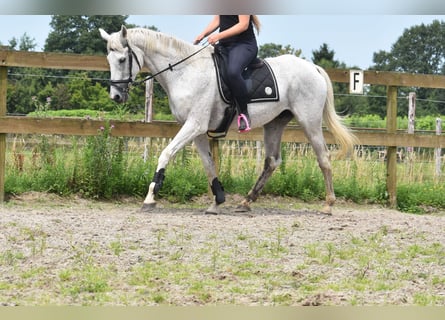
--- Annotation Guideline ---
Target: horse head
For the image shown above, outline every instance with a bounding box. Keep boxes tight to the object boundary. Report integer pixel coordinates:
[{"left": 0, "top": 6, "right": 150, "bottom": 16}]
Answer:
[{"left": 99, "top": 25, "right": 143, "bottom": 103}]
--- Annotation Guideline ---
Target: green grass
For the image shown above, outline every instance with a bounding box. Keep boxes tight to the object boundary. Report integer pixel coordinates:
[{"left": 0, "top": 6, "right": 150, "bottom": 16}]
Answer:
[{"left": 5, "top": 134, "right": 445, "bottom": 213}]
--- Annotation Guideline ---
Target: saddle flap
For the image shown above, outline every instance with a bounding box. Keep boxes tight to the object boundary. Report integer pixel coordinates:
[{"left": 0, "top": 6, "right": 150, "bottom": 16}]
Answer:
[{"left": 212, "top": 46, "right": 280, "bottom": 105}]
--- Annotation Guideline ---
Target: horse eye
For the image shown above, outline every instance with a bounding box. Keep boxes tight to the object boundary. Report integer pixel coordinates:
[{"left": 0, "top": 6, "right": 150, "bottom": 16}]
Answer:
[{"left": 119, "top": 57, "right": 126, "bottom": 63}]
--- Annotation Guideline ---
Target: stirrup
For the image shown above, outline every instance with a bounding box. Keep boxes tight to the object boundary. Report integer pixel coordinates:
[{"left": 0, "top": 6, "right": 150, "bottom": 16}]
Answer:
[{"left": 237, "top": 114, "right": 251, "bottom": 133}]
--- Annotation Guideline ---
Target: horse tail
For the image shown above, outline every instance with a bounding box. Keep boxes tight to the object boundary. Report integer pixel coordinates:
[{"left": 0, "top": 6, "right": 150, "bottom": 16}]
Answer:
[{"left": 316, "top": 65, "right": 358, "bottom": 158}]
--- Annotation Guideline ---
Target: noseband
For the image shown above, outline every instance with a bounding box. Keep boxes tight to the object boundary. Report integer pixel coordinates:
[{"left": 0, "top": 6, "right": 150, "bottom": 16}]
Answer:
[{"left": 110, "top": 44, "right": 142, "bottom": 94}]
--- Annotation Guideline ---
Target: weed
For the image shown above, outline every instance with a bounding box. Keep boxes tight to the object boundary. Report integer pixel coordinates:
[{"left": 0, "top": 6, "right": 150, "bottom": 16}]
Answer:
[
  {"left": 81, "top": 122, "right": 125, "bottom": 198},
  {"left": 109, "top": 240, "right": 124, "bottom": 257},
  {"left": 272, "top": 293, "right": 292, "bottom": 305},
  {"left": 413, "top": 292, "right": 441, "bottom": 306},
  {"left": 68, "top": 265, "right": 111, "bottom": 295},
  {"left": 0, "top": 250, "right": 25, "bottom": 266},
  {"left": 152, "top": 293, "right": 167, "bottom": 304}
]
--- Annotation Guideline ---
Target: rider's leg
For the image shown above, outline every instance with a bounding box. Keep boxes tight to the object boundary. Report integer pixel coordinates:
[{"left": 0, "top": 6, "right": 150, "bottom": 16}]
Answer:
[{"left": 225, "top": 42, "right": 257, "bottom": 132}]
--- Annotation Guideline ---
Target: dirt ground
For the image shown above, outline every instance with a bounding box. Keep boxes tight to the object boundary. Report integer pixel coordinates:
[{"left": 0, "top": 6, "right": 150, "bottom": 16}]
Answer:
[{"left": 1, "top": 192, "right": 445, "bottom": 306}]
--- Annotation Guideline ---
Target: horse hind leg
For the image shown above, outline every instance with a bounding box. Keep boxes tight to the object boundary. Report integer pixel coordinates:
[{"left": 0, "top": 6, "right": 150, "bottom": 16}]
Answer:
[
  {"left": 303, "top": 125, "right": 335, "bottom": 215},
  {"left": 236, "top": 156, "right": 281, "bottom": 212},
  {"left": 237, "top": 111, "right": 292, "bottom": 212}
]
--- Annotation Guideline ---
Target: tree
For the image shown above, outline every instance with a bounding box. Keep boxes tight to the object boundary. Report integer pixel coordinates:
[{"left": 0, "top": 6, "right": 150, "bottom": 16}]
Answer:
[
  {"left": 370, "top": 20, "right": 445, "bottom": 117},
  {"left": 311, "top": 43, "right": 367, "bottom": 116},
  {"left": 6, "top": 33, "right": 43, "bottom": 114},
  {"left": 44, "top": 15, "right": 130, "bottom": 54},
  {"left": 258, "top": 43, "right": 301, "bottom": 59},
  {"left": 312, "top": 43, "right": 339, "bottom": 69},
  {"left": 8, "top": 33, "right": 37, "bottom": 51}
]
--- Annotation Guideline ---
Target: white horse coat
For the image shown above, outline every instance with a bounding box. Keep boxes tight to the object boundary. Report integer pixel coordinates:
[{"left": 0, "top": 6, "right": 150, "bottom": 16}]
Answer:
[{"left": 100, "top": 26, "right": 357, "bottom": 214}]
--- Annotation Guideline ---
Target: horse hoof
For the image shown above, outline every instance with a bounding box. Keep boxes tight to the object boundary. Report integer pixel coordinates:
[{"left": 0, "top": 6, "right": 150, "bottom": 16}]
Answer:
[
  {"left": 319, "top": 205, "right": 333, "bottom": 216},
  {"left": 140, "top": 202, "right": 156, "bottom": 212},
  {"left": 234, "top": 204, "right": 251, "bottom": 212},
  {"left": 205, "top": 203, "right": 221, "bottom": 215}
]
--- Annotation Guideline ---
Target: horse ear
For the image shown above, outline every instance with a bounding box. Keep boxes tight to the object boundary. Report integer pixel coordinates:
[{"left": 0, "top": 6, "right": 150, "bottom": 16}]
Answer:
[
  {"left": 99, "top": 28, "right": 110, "bottom": 41},
  {"left": 121, "top": 25, "right": 128, "bottom": 37},
  {"left": 120, "top": 25, "right": 128, "bottom": 47}
]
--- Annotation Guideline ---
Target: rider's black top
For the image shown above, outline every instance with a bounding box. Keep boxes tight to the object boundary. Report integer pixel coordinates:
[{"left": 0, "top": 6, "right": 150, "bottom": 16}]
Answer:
[{"left": 219, "top": 15, "right": 256, "bottom": 45}]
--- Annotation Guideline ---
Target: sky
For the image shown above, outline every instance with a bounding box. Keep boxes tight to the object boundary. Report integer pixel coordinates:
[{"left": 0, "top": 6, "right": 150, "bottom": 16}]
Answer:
[{"left": 0, "top": 15, "right": 444, "bottom": 70}]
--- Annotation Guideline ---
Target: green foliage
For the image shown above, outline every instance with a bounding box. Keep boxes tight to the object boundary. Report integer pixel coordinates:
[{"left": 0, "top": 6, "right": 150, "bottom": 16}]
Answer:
[
  {"left": 373, "top": 20, "right": 445, "bottom": 75},
  {"left": 79, "top": 122, "right": 125, "bottom": 198},
  {"left": 44, "top": 15, "right": 129, "bottom": 54},
  {"left": 370, "top": 20, "right": 445, "bottom": 117},
  {"left": 312, "top": 43, "right": 339, "bottom": 68},
  {"left": 8, "top": 32, "right": 37, "bottom": 51},
  {"left": 264, "top": 158, "right": 325, "bottom": 202},
  {"left": 160, "top": 159, "right": 208, "bottom": 203},
  {"left": 66, "top": 72, "right": 116, "bottom": 111},
  {"left": 343, "top": 114, "right": 444, "bottom": 131},
  {"left": 344, "top": 114, "right": 385, "bottom": 128},
  {"left": 5, "top": 136, "right": 445, "bottom": 213},
  {"left": 258, "top": 43, "right": 301, "bottom": 58},
  {"left": 397, "top": 183, "right": 445, "bottom": 214}
]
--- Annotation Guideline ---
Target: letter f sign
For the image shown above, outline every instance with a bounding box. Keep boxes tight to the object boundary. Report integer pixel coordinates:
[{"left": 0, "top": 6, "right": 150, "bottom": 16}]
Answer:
[{"left": 349, "top": 70, "right": 364, "bottom": 94}]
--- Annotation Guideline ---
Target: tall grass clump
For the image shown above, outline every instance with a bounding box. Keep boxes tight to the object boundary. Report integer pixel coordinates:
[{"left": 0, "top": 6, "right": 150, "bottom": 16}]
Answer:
[
  {"left": 6, "top": 135, "right": 74, "bottom": 196},
  {"left": 78, "top": 122, "right": 125, "bottom": 198},
  {"left": 397, "top": 183, "right": 445, "bottom": 214}
]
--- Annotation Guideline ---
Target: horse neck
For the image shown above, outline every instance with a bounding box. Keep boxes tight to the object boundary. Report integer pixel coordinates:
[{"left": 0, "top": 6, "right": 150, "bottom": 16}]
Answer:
[{"left": 129, "top": 28, "right": 198, "bottom": 80}]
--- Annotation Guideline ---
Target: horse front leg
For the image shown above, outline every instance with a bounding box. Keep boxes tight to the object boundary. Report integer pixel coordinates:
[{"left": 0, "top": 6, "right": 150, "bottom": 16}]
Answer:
[
  {"left": 193, "top": 134, "right": 225, "bottom": 214},
  {"left": 141, "top": 120, "right": 204, "bottom": 212}
]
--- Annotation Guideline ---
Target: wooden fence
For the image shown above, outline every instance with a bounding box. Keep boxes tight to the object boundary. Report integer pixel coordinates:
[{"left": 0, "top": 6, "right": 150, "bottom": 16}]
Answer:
[{"left": 0, "top": 49, "right": 444, "bottom": 207}]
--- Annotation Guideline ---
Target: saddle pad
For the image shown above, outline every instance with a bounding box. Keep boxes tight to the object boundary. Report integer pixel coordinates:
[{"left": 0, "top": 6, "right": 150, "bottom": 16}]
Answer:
[{"left": 212, "top": 54, "right": 280, "bottom": 105}]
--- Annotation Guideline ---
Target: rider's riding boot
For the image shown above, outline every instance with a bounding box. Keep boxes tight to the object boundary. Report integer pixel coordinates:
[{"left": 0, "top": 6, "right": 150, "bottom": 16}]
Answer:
[{"left": 236, "top": 102, "right": 251, "bottom": 133}]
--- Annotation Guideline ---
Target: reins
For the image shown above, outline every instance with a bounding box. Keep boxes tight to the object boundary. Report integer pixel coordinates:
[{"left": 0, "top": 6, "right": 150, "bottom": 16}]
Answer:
[
  {"left": 112, "top": 41, "right": 211, "bottom": 93},
  {"left": 133, "top": 41, "right": 211, "bottom": 86}
]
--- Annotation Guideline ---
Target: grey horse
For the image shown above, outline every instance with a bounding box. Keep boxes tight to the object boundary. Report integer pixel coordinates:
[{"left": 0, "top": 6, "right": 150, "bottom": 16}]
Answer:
[{"left": 99, "top": 26, "right": 357, "bottom": 215}]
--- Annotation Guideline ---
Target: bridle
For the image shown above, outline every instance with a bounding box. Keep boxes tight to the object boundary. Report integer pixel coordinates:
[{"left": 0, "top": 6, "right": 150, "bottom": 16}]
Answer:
[
  {"left": 109, "top": 41, "right": 211, "bottom": 94},
  {"left": 109, "top": 44, "right": 142, "bottom": 94}
]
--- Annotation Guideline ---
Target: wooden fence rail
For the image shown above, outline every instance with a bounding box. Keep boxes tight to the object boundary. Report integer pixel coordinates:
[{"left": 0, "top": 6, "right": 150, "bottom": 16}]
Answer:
[
  {"left": 0, "top": 49, "right": 444, "bottom": 206},
  {"left": 0, "top": 117, "right": 443, "bottom": 148}
]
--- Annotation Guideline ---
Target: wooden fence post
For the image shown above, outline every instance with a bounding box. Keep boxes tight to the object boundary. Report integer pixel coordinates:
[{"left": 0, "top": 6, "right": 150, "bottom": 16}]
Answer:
[
  {"left": 386, "top": 86, "right": 398, "bottom": 208},
  {"left": 407, "top": 92, "right": 416, "bottom": 153},
  {"left": 436, "top": 118, "right": 442, "bottom": 178},
  {"left": 143, "top": 79, "right": 153, "bottom": 162},
  {"left": 0, "top": 66, "right": 7, "bottom": 202}
]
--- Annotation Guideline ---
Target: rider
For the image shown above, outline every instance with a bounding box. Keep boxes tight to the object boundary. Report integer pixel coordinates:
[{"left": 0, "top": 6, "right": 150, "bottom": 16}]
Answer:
[{"left": 194, "top": 15, "right": 261, "bottom": 132}]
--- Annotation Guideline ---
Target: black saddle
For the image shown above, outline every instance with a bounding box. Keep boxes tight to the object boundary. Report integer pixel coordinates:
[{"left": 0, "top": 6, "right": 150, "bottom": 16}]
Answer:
[
  {"left": 208, "top": 45, "right": 280, "bottom": 139},
  {"left": 212, "top": 44, "right": 279, "bottom": 105}
]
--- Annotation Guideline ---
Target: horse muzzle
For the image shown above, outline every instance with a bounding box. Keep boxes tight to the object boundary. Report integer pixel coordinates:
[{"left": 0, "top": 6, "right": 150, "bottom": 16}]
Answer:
[{"left": 110, "top": 80, "right": 131, "bottom": 103}]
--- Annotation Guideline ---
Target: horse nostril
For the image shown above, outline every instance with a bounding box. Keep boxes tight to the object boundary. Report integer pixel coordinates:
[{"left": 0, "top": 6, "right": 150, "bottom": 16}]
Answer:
[{"left": 113, "top": 95, "right": 121, "bottom": 102}]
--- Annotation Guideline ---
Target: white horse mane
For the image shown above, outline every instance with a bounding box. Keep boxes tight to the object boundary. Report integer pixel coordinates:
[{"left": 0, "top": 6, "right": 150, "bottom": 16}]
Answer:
[{"left": 108, "top": 27, "right": 196, "bottom": 56}]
